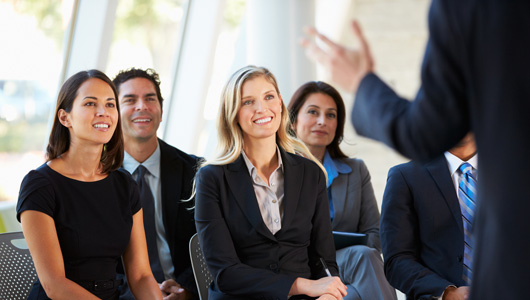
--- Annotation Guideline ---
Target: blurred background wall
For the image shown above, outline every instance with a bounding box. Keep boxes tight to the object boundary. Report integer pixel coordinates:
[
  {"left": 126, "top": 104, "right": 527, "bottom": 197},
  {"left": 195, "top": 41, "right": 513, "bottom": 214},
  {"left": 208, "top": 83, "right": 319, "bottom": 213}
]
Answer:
[{"left": 0, "top": 0, "right": 428, "bottom": 237}]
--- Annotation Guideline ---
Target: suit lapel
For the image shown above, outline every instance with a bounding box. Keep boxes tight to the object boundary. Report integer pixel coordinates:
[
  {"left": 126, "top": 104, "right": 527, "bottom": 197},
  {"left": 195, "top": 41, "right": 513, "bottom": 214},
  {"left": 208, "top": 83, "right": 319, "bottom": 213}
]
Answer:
[
  {"left": 330, "top": 175, "right": 347, "bottom": 227},
  {"left": 280, "top": 149, "right": 303, "bottom": 231},
  {"left": 159, "top": 140, "right": 182, "bottom": 248},
  {"left": 425, "top": 156, "right": 464, "bottom": 234},
  {"left": 226, "top": 155, "right": 277, "bottom": 241}
]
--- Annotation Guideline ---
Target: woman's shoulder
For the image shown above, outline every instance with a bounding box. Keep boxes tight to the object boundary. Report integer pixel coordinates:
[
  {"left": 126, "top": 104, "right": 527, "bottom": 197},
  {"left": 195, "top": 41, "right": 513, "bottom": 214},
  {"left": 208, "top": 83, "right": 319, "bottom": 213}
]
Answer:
[
  {"left": 333, "top": 157, "right": 371, "bottom": 179},
  {"left": 109, "top": 168, "right": 138, "bottom": 189},
  {"left": 113, "top": 167, "right": 135, "bottom": 181},
  {"left": 197, "top": 164, "right": 225, "bottom": 176},
  {"left": 17, "top": 164, "right": 56, "bottom": 221},
  {"left": 20, "top": 164, "right": 54, "bottom": 193},
  {"left": 195, "top": 164, "right": 226, "bottom": 190},
  {"left": 286, "top": 151, "right": 318, "bottom": 166},
  {"left": 284, "top": 152, "right": 325, "bottom": 177},
  {"left": 340, "top": 157, "right": 368, "bottom": 169}
]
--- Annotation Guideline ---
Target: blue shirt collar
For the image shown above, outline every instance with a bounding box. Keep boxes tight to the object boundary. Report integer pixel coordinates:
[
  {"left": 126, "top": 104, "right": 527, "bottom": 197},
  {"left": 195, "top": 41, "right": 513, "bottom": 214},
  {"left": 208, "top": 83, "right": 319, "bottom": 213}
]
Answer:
[
  {"left": 123, "top": 141, "right": 161, "bottom": 179},
  {"left": 322, "top": 150, "right": 352, "bottom": 187}
]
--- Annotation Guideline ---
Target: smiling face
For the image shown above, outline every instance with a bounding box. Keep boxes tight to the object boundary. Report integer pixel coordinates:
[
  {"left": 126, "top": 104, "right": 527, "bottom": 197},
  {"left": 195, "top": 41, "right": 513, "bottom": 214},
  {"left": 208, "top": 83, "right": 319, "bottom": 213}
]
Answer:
[
  {"left": 294, "top": 92, "right": 338, "bottom": 153},
  {"left": 237, "top": 76, "right": 283, "bottom": 145},
  {"left": 117, "top": 77, "right": 162, "bottom": 145},
  {"left": 59, "top": 78, "right": 118, "bottom": 146}
]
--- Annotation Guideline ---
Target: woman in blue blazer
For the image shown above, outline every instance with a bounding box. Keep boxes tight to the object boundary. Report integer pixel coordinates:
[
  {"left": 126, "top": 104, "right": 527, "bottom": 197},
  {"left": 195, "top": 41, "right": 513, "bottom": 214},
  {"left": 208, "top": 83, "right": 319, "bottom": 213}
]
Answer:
[
  {"left": 194, "top": 66, "right": 347, "bottom": 300},
  {"left": 288, "top": 81, "right": 396, "bottom": 300}
]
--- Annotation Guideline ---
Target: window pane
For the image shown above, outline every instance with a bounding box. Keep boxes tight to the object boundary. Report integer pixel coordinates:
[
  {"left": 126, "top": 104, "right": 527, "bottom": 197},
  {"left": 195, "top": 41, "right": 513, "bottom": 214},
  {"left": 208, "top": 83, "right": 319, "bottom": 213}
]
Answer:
[
  {"left": 0, "top": 0, "right": 74, "bottom": 206},
  {"left": 106, "top": 0, "right": 186, "bottom": 100},
  {"left": 196, "top": 0, "right": 246, "bottom": 157}
]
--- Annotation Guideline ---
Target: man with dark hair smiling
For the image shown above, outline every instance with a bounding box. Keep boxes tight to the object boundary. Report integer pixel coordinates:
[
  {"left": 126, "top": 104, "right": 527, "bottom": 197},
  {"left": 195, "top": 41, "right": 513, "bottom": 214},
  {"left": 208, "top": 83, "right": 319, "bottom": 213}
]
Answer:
[{"left": 113, "top": 68, "right": 200, "bottom": 300}]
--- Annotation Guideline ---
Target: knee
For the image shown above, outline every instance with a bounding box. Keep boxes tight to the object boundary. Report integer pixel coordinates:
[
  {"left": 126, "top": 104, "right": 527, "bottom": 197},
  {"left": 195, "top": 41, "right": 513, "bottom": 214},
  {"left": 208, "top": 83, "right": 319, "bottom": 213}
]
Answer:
[
  {"left": 355, "top": 245, "right": 381, "bottom": 259},
  {"left": 337, "top": 245, "right": 382, "bottom": 267}
]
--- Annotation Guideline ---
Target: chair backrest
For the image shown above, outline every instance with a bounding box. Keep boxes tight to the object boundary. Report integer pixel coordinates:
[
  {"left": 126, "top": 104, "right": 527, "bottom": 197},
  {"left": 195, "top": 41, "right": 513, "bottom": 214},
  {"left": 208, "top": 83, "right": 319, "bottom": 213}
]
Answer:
[
  {"left": 0, "top": 231, "right": 37, "bottom": 300},
  {"left": 189, "top": 233, "right": 213, "bottom": 300}
]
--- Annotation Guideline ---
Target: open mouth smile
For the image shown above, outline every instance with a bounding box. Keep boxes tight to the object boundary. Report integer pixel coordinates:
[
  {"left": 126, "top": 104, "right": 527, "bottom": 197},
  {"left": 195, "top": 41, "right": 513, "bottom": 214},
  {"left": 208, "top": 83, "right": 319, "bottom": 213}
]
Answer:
[
  {"left": 254, "top": 117, "right": 272, "bottom": 124},
  {"left": 133, "top": 118, "right": 151, "bottom": 123}
]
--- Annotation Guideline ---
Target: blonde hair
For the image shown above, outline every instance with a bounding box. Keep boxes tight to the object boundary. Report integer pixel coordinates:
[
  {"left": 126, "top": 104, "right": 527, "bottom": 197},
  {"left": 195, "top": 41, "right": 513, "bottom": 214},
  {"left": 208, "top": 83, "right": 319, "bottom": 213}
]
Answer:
[
  {"left": 184, "top": 66, "right": 326, "bottom": 207},
  {"left": 201, "top": 65, "right": 325, "bottom": 175}
]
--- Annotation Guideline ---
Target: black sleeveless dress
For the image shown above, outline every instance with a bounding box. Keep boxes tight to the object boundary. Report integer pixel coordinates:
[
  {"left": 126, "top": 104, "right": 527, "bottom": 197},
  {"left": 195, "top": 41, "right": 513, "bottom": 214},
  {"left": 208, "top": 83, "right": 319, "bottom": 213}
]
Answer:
[{"left": 17, "top": 164, "right": 141, "bottom": 300}]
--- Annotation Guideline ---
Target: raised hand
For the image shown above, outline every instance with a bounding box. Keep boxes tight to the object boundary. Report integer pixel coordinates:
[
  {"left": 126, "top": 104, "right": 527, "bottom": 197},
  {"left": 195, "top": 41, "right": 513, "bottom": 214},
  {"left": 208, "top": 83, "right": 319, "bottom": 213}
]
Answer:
[{"left": 300, "top": 20, "right": 374, "bottom": 94}]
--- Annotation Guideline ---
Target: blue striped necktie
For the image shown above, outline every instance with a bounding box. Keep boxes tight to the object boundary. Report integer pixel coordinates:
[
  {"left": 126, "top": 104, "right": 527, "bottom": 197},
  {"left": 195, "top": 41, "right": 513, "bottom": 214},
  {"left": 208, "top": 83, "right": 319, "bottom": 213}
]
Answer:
[{"left": 458, "top": 162, "right": 477, "bottom": 285}]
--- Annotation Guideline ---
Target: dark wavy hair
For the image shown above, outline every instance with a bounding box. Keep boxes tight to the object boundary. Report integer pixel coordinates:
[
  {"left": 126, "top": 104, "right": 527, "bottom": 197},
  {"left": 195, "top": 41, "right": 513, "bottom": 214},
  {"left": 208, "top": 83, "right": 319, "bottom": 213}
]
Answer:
[
  {"left": 46, "top": 69, "right": 124, "bottom": 173},
  {"left": 288, "top": 81, "right": 347, "bottom": 159},
  {"left": 112, "top": 68, "right": 164, "bottom": 109}
]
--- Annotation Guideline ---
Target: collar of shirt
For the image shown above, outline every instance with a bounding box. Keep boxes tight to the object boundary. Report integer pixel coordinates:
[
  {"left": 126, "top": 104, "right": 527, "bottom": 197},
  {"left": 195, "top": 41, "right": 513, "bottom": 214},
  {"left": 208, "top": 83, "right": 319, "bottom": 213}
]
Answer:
[
  {"left": 241, "top": 146, "right": 284, "bottom": 185},
  {"left": 323, "top": 150, "right": 352, "bottom": 188},
  {"left": 444, "top": 151, "right": 478, "bottom": 195},
  {"left": 444, "top": 151, "right": 478, "bottom": 178},
  {"left": 123, "top": 142, "right": 161, "bottom": 179}
]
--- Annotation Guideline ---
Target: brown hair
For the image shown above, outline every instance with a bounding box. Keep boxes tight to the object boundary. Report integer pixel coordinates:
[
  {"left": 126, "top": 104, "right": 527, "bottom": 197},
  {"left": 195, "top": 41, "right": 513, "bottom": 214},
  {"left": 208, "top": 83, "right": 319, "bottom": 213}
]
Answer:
[
  {"left": 113, "top": 68, "right": 164, "bottom": 109},
  {"left": 46, "top": 69, "right": 124, "bottom": 173},
  {"left": 288, "top": 81, "right": 347, "bottom": 159}
]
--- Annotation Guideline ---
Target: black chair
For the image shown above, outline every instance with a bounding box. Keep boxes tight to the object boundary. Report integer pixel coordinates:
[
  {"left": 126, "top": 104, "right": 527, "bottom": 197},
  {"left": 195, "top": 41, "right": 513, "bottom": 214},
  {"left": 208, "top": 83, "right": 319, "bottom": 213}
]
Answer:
[
  {"left": 0, "top": 231, "right": 37, "bottom": 300},
  {"left": 189, "top": 233, "right": 213, "bottom": 300}
]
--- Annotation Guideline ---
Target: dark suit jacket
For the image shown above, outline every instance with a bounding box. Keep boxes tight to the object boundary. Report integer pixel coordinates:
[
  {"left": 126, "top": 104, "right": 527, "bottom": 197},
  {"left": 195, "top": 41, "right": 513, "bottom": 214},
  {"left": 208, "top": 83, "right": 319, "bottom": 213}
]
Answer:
[
  {"left": 194, "top": 148, "right": 338, "bottom": 300},
  {"left": 118, "top": 139, "right": 200, "bottom": 297},
  {"left": 351, "top": 1, "right": 530, "bottom": 298},
  {"left": 381, "top": 157, "right": 465, "bottom": 300},
  {"left": 158, "top": 139, "right": 200, "bottom": 294}
]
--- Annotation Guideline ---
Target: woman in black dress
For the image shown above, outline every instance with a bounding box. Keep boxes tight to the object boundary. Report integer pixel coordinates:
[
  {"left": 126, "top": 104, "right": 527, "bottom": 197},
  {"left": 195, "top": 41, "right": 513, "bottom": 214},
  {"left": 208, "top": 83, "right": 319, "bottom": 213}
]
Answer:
[{"left": 17, "top": 70, "right": 162, "bottom": 300}]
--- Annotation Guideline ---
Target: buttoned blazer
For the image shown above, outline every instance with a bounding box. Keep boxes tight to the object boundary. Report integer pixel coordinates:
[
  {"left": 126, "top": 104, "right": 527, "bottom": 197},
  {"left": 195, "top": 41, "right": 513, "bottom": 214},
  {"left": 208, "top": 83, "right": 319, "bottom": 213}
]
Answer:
[
  {"left": 158, "top": 139, "right": 201, "bottom": 293},
  {"left": 381, "top": 157, "right": 465, "bottom": 299},
  {"left": 194, "top": 148, "right": 338, "bottom": 300},
  {"left": 351, "top": 1, "right": 530, "bottom": 298},
  {"left": 330, "top": 158, "right": 381, "bottom": 251}
]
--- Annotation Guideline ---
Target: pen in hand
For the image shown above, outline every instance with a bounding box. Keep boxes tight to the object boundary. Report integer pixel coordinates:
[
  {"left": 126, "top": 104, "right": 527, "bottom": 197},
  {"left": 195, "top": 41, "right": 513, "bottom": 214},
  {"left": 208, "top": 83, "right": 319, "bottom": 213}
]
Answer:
[{"left": 320, "top": 257, "right": 332, "bottom": 277}]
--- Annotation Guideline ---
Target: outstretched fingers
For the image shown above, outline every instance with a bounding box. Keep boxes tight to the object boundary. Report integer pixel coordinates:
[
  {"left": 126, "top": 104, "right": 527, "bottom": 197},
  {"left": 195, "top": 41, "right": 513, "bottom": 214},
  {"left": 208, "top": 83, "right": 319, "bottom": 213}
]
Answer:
[
  {"left": 300, "top": 20, "right": 374, "bottom": 93},
  {"left": 300, "top": 26, "right": 344, "bottom": 66},
  {"left": 352, "top": 20, "right": 374, "bottom": 69},
  {"left": 305, "top": 26, "right": 342, "bottom": 51},
  {"left": 300, "top": 39, "right": 330, "bottom": 67}
]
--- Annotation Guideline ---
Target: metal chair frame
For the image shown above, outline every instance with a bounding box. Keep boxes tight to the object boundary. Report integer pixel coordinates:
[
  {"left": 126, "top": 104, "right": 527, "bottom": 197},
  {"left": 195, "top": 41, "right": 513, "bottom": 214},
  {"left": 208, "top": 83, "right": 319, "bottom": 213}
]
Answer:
[{"left": 189, "top": 233, "right": 213, "bottom": 300}]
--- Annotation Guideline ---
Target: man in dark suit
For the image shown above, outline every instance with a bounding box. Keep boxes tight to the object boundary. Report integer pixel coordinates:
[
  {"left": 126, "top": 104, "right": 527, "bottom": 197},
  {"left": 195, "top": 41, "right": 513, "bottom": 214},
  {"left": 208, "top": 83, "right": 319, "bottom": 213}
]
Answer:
[
  {"left": 381, "top": 135, "right": 476, "bottom": 300},
  {"left": 301, "top": 1, "right": 530, "bottom": 298},
  {"left": 113, "top": 68, "right": 199, "bottom": 300}
]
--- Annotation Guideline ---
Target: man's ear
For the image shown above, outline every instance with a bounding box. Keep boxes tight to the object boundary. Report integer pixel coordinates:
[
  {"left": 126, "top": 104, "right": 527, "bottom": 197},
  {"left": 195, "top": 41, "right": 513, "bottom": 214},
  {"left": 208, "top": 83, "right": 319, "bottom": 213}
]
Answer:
[{"left": 58, "top": 109, "right": 71, "bottom": 128}]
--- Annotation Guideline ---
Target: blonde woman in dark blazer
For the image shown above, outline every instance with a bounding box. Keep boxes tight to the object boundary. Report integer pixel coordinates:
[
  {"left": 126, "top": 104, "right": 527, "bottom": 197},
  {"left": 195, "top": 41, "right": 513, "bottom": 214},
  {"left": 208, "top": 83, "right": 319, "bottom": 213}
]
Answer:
[
  {"left": 194, "top": 66, "right": 347, "bottom": 300},
  {"left": 288, "top": 81, "right": 396, "bottom": 300}
]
